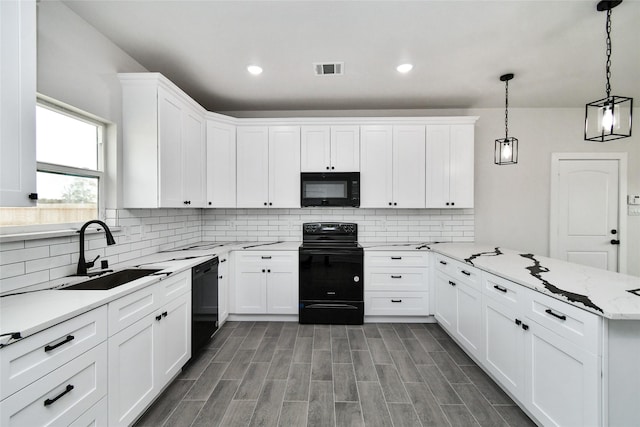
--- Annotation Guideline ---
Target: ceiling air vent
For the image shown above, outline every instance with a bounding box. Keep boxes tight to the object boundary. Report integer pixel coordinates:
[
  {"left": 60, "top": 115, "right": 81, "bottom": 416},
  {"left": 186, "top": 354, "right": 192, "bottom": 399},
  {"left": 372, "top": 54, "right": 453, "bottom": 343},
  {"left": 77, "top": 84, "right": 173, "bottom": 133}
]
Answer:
[{"left": 314, "top": 62, "right": 344, "bottom": 76}]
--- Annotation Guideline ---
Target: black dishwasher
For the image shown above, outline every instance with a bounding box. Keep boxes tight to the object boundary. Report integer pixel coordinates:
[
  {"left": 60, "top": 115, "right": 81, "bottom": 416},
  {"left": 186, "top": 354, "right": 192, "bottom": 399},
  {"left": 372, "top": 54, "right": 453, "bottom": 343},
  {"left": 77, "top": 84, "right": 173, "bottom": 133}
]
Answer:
[{"left": 191, "top": 257, "right": 219, "bottom": 357}]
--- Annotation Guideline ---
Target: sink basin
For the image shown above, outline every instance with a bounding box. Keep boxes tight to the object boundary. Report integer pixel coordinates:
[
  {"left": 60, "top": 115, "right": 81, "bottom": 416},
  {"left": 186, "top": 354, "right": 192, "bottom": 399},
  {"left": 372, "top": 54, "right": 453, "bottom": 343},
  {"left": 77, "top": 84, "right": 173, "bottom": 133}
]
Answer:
[{"left": 62, "top": 269, "right": 162, "bottom": 290}]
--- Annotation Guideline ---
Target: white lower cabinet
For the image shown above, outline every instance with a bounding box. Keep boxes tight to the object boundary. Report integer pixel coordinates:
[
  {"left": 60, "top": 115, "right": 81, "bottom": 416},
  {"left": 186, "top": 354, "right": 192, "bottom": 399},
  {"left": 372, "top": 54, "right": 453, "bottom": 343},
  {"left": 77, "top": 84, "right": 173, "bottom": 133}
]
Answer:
[
  {"left": 70, "top": 397, "right": 108, "bottom": 427},
  {"left": 218, "top": 255, "right": 230, "bottom": 325},
  {"left": 233, "top": 251, "right": 298, "bottom": 314}
]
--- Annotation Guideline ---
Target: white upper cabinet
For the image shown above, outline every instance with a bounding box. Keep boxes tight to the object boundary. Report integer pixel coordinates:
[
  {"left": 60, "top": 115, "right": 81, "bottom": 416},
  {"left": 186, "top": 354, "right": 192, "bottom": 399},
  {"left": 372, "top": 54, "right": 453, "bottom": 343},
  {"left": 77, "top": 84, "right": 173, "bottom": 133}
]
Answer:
[
  {"left": 120, "top": 74, "right": 206, "bottom": 208},
  {"left": 301, "top": 125, "right": 360, "bottom": 172},
  {"left": 426, "top": 124, "right": 474, "bottom": 208},
  {"left": 361, "top": 125, "right": 425, "bottom": 208},
  {"left": 206, "top": 119, "right": 236, "bottom": 208},
  {"left": 236, "top": 126, "right": 300, "bottom": 208},
  {"left": 0, "top": 0, "right": 37, "bottom": 207}
]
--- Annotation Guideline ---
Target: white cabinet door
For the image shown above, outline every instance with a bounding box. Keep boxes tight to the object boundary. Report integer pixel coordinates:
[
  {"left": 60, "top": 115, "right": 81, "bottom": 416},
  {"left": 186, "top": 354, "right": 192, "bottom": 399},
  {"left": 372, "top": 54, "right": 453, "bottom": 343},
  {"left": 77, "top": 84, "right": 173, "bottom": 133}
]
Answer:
[
  {"left": 360, "top": 125, "right": 393, "bottom": 208},
  {"left": 108, "top": 315, "right": 157, "bottom": 427},
  {"left": 393, "top": 125, "right": 426, "bottom": 208},
  {"left": 206, "top": 120, "right": 236, "bottom": 207},
  {"left": 158, "top": 87, "right": 184, "bottom": 207},
  {"left": 218, "top": 256, "right": 230, "bottom": 324},
  {"left": 181, "top": 106, "right": 206, "bottom": 207},
  {"left": 433, "top": 271, "right": 457, "bottom": 332},
  {"left": 266, "top": 262, "right": 298, "bottom": 314},
  {"left": 331, "top": 125, "right": 360, "bottom": 172},
  {"left": 268, "top": 126, "right": 300, "bottom": 208},
  {"left": 456, "top": 283, "right": 483, "bottom": 359},
  {"left": 0, "top": 0, "right": 37, "bottom": 207},
  {"left": 234, "top": 268, "right": 268, "bottom": 313},
  {"left": 482, "top": 297, "right": 526, "bottom": 398},
  {"left": 156, "top": 292, "right": 191, "bottom": 388},
  {"left": 449, "top": 124, "right": 474, "bottom": 208},
  {"left": 236, "top": 126, "right": 269, "bottom": 208},
  {"left": 425, "top": 125, "right": 451, "bottom": 208},
  {"left": 301, "top": 126, "right": 331, "bottom": 172},
  {"left": 524, "top": 320, "right": 600, "bottom": 427}
]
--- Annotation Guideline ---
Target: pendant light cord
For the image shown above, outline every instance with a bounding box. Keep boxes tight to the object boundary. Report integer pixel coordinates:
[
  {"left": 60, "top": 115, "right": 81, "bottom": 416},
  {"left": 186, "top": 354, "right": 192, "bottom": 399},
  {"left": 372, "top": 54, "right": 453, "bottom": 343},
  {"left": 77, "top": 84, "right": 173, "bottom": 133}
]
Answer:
[
  {"left": 504, "top": 79, "right": 509, "bottom": 140},
  {"left": 605, "top": 8, "right": 612, "bottom": 99}
]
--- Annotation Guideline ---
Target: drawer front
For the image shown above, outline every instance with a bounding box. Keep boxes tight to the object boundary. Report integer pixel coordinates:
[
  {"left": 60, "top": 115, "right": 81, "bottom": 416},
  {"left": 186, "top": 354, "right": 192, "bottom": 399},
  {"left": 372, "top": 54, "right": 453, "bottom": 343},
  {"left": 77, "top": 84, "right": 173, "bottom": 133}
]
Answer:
[
  {"left": 433, "top": 254, "right": 480, "bottom": 289},
  {"left": 108, "top": 285, "right": 158, "bottom": 336},
  {"left": 365, "top": 292, "right": 429, "bottom": 316},
  {"left": 366, "top": 268, "right": 428, "bottom": 292},
  {"left": 69, "top": 396, "right": 108, "bottom": 427},
  {"left": 482, "top": 272, "right": 527, "bottom": 310},
  {"left": 0, "top": 306, "right": 107, "bottom": 400},
  {"left": 0, "top": 342, "right": 107, "bottom": 427},
  {"left": 159, "top": 270, "right": 191, "bottom": 303},
  {"left": 526, "top": 291, "right": 601, "bottom": 354},
  {"left": 236, "top": 251, "right": 297, "bottom": 265},
  {"left": 365, "top": 252, "right": 429, "bottom": 268}
]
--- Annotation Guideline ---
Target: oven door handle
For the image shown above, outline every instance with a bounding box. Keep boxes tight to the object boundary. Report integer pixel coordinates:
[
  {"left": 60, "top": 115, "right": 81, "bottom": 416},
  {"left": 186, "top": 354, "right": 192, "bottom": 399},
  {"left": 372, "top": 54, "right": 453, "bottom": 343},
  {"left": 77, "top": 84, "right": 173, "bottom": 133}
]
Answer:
[{"left": 304, "top": 303, "right": 360, "bottom": 310}]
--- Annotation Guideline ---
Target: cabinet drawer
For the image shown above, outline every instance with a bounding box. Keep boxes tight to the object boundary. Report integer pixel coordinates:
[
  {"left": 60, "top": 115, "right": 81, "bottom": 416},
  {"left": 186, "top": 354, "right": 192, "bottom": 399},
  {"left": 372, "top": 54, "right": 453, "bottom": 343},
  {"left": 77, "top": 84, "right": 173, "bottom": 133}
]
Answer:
[
  {"left": 0, "top": 306, "right": 107, "bottom": 400},
  {"left": 434, "top": 254, "right": 480, "bottom": 289},
  {"left": 482, "top": 272, "right": 527, "bottom": 310},
  {"left": 365, "top": 252, "right": 429, "bottom": 268},
  {"left": 0, "top": 342, "right": 107, "bottom": 427},
  {"left": 236, "top": 251, "right": 297, "bottom": 265},
  {"left": 366, "top": 268, "right": 428, "bottom": 292},
  {"left": 159, "top": 270, "right": 190, "bottom": 303},
  {"left": 365, "top": 292, "right": 429, "bottom": 316},
  {"left": 69, "top": 396, "right": 108, "bottom": 427},
  {"left": 108, "top": 285, "right": 158, "bottom": 336},
  {"left": 526, "top": 291, "right": 601, "bottom": 354}
]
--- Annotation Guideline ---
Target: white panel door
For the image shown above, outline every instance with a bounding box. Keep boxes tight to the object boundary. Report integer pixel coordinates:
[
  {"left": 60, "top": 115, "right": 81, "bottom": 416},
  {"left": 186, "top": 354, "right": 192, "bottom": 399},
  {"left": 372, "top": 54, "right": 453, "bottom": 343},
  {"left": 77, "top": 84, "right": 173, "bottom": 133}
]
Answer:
[
  {"left": 234, "top": 269, "right": 267, "bottom": 313},
  {"left": 554, "top": 159, "right": 619, "bottom": 271},
  {"left": 449, "top": 124, "right": 474, "bottom": 208},
  {"left": 181, "top": 107, "right": 206, "bottom": 207},
  {"left": 331, "top": 125, "right": 360, "bottom": 172},
  {"left": 456, "top": 283, "right": 483, "bottom": 359},
  {"left": 425, "top": 125, "right": 451, "bottom": 208},
  {"left": 236, "top": 127, "right": 269, "bottom": 207},
  {"left": 206, "top": 120, "right": 236, "bottom": 207},
  {"left": 393, "top": 125, "right": 426, "bottom": 208},
  {"left": 158, "top": 87, "right": 183, "bottom": 207},
  {"left": 156, "top": 292, "right": 191, "bottom": 388},
  {"left": 269, "top": 126, "right": 301, "bottom": 208},
  {"left": 0, "top": 0, "right": 37, "bottom": 207},
  {"left": 360, "top": 125, "right": 393, "bottom": 208},
  {"left": 434, "top": 271, "right": 457, "bottom": 333},
  {"left": 301, "top": 126, "right": 330, "bottom": 172},
  {"left": 267, "top": 269, "right": 298, "bottom": 314}
]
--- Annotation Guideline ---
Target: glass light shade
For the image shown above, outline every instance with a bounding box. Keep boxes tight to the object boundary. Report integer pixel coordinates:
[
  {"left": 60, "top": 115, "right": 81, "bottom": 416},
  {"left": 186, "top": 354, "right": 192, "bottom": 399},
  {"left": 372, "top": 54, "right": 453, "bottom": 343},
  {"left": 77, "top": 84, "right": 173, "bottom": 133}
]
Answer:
[
  {"left": 495, "top": 137, "right": 518, "bottom": 165},
  {"left": 585, "top": 95, "right": 633, "bottom": 142}
]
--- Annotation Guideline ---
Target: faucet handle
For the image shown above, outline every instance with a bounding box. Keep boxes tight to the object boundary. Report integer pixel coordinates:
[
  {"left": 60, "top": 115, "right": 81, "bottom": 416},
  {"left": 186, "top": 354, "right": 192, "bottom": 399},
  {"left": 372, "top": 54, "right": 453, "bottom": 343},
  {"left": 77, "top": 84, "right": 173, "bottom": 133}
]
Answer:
[{"left": 86, "top": 255, "right": 100, "bottom": 269}]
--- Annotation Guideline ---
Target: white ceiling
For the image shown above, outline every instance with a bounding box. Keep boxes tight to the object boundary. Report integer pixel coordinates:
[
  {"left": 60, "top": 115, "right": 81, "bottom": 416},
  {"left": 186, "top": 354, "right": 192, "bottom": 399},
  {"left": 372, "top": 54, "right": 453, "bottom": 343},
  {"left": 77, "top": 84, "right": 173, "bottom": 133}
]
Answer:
[{"left": 61, "top": 0, "right": 640, "bottom": 112}]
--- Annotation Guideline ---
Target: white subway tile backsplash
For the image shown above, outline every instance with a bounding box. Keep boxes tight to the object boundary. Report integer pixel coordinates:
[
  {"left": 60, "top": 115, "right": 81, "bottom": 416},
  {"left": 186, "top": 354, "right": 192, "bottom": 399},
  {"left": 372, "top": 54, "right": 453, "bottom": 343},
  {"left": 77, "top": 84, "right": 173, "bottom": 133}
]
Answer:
[{"left": 0, "top": 246, "right": 49, "bottom": 265}]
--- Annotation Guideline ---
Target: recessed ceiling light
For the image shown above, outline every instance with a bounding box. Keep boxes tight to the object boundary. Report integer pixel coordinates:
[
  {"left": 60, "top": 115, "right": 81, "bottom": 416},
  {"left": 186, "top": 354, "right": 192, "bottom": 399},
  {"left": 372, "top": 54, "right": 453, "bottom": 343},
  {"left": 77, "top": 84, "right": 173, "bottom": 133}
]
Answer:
[
  {"left": 396, "top": 63, "right": 413, "bottom": 73},
  {"left": 247, "top": 65, "right": 263, "bottom": 75}
]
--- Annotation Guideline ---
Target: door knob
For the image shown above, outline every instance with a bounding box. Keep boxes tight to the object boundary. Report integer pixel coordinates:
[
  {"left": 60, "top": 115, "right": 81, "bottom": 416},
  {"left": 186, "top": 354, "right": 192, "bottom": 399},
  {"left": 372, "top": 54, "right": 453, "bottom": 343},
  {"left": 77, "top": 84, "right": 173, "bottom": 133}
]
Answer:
[
  {"left": 611, "top": 229, "right": 617, "bottom": 235},
  {"left": 611, "top": 239, "right": 620, "bottom": 245}
]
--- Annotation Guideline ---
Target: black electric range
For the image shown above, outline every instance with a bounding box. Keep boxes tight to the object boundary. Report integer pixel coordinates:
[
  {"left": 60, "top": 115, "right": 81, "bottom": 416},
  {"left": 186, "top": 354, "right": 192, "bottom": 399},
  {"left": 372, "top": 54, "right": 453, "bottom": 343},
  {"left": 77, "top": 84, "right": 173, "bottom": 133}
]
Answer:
[{"left": 298, "top": 222, "right": 364, "bottom": 325}]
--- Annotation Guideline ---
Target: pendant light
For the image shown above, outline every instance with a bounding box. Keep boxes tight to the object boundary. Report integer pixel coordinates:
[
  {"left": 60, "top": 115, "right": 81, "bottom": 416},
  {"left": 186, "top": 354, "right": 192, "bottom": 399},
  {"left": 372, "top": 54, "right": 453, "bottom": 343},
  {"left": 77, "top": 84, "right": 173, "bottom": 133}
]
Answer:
[
  {"left": 495, "top": 73, "right": 518, "bottom": 165},
  {"left": 584, "top": 0, "right": 633, "bottom": 142}
]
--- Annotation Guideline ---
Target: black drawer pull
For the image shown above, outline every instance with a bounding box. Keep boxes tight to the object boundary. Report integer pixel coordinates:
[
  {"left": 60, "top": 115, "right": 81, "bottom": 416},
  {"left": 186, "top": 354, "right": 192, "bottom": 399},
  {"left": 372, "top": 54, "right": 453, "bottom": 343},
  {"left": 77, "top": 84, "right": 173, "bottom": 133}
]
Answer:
[
  {"left": 44, "top": 384, "right": 74, "bottom": 406},
  {"left": 390, "top": 275, "right": 402, "bottom": 279},
  {"left": 522, "top": 324, "right": 529, "bottom": 331},
  {"left": 448, "top": 280, "right": 456, "bottom": 287},
  {"left": 162, "top": 311, "right": 168, "bottom": 317},
  {"left": 515, "top": 319, "right": 522, "bottom": 326},
  {"left": 439, "top": 260, "right": 447, "bottom": 265},
  {"left": 493, "top": 285, "right": 507, "bottom": 293},
  {"left": 44, "top": 335, "right": 75, "bottom": 352},
  {"left": 220, "top": 258, "right": 227, "bottom": 263},
  {"left": 545, "top": 309, "right": 567, "bottom": 321},
  {"left": 391, "top": 256, "right": 402, "bottom": 260},
  {"left": 156, "top": 315, "right": 162, "bottom": 321},
  {"left": 461, "top": 270, "right": 471, "bottom": 276},
  {"left": 391, "top": 299, "right": 402, "bottom": 303},
  {"left": 261, "top": 256, "right": 272, "bottom": 259}
]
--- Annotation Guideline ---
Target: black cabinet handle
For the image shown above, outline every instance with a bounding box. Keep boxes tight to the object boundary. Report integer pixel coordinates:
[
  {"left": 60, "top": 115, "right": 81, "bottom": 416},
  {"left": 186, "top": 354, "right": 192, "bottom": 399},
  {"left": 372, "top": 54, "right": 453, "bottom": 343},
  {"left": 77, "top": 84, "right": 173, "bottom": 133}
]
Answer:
[
  {"left": 461, "top": 270, "right": 471, "bottom": 276},
  {"left": 439, "top": 260, "right": 447, "bottom": 265},
  {"left": 393, "top": 202, "right": 397, "bottom": 206},
  {"left": 448, "top": 280, "right": 456, "bottom": 287},
  {"left": 493, "top": 285, "right": 507, "bottom": 293},
  {"left": 390, "top": 275, "right": 402, "bottom": 279},
  {"left": 446, "top": 202, "right": 450, "bottom": 206},
  {"left": 162, "top": 311, "right": 168, "bottom": 317},
  {"left": 522, "top": 324, "right": 529, "bottom": 331},
  {"left": 611, "top": 229, "right": 617, "bottom": 235},
  {"left": 44, "top": 384, "right": 74, "bottom": 407},
  {"left": 388, "top": 202, "right": 392, "bottom": 206},
  {"left": 331, "top": 166, "right": 335, "bottom": 170},
  {"left": 451, "top": 202, "right": 455, "bottom": 206},
  {"left": 267, "top": 269, "right": 271, "bottom": 273},
  {"left": 220, "top": 258, "right": 227, "bottom": 263},
  {"left": 261, "top": 256, "right": 272, "bottom": 259},
  {"left": 208, "top": 202, "right": 212, "bottom": 206},
  {"left": 264, "top": 202, "right": 267, "bottom": 206},
  {"left": 515, "top": 319, "right": 522, "bottom": 326},
  {"left": 269, "top": 202, "right": 272, "bottom": 206},
  {"left": 391, "top": 256, "right": 402, "bottom": 260},
  {"left": 391, "top": 299, "right": 402, "bottom": 303},
  {"left": 156, "top": 315, "right": 162, "bottom": 321},
  {"left": 44, "top": 335, "right": 75, "bottom": 352},
  {"left": 219, "top": 275, "right": 223, "bottom": 279},
  {"left": 262, "top": 269, "right": 266, "bottom": 273},
  {"left": 326, "top": 166, "right": 330, "bottom": 170},
  {"left": 545, "top": 309, "right": 567, "bottom": 321},
  {"left": 611, "top": 239, "right": 620, "bottom": 245}
]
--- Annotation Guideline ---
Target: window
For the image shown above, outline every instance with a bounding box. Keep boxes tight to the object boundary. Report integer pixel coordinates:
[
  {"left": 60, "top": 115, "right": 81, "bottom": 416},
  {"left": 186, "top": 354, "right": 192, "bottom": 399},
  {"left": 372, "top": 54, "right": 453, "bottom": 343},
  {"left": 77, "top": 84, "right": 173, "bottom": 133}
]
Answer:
[{"left": 0, "top": 101, "right": 105, "bottom": 228}]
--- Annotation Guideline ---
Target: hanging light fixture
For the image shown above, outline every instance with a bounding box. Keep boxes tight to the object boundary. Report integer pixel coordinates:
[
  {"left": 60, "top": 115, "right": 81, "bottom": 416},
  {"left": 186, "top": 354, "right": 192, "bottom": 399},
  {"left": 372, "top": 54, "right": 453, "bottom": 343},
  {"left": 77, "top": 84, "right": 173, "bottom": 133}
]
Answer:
[
  {"left": 584, "top": 0, "right": 633, "bottom": 142},
  {"left": 495, "top": 73, "right": 518, "bottom": 165}
]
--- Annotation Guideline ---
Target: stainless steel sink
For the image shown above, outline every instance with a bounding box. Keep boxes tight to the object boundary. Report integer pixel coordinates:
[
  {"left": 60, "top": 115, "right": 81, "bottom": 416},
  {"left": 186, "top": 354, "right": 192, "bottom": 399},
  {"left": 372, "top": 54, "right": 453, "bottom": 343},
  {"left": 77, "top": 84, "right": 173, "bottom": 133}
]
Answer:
[{"left": 62, "top": 269, "right": 162, "bottom": 290}]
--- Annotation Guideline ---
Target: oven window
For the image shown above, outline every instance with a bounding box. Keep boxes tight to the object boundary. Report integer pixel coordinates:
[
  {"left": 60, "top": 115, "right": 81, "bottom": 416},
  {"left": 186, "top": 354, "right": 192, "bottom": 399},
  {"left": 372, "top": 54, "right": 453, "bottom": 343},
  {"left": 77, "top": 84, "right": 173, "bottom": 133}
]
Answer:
[{"left": 303, "top": 181, "right": 347, "bottom": 198}]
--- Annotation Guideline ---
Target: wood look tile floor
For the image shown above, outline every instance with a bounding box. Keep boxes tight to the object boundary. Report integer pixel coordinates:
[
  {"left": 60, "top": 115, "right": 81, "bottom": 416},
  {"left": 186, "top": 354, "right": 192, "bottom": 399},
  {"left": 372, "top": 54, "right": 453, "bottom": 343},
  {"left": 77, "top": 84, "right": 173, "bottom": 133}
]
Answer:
[{"left": 134, "top": 322, "right": 536, "bottom": 427}]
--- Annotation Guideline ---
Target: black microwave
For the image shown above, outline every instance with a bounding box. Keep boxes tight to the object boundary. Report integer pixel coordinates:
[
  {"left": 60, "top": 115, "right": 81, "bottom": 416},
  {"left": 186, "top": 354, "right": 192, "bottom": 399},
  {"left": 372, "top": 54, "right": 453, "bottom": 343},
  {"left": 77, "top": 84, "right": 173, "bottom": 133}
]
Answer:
[{"left": 300, "top": 172, "right": 360, "bottom": 207}]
